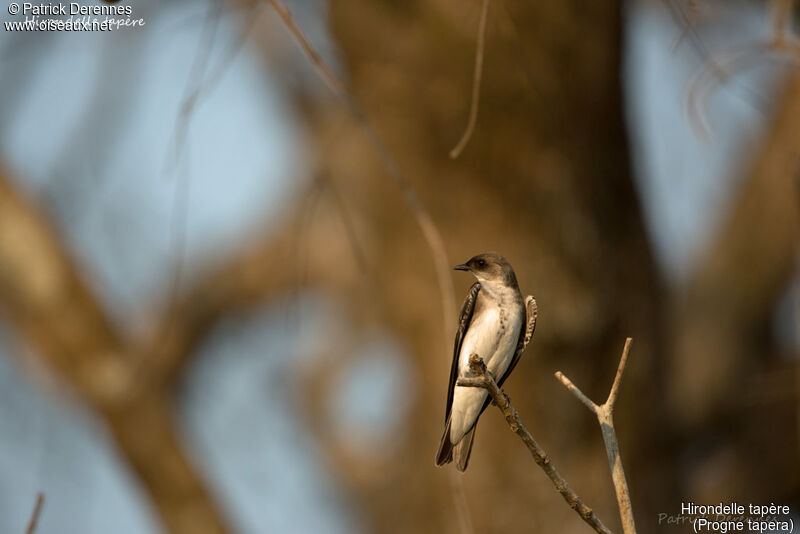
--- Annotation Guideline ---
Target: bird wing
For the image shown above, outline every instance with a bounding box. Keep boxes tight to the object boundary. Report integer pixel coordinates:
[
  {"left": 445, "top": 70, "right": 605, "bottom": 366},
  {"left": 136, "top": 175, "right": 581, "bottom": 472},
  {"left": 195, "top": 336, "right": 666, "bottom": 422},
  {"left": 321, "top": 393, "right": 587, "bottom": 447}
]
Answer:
[
  {"left": 497, "top": 295, "right": 537, "bottom": 387},
  {"left": 443, "top": 281, "right": 481, "bottom": 422}
]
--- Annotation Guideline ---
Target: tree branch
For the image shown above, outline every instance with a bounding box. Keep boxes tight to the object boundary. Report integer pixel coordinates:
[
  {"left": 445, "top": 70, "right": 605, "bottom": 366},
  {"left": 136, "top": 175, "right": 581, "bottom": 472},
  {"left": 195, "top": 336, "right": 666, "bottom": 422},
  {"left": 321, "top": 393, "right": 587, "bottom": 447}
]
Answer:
[
  {"left": 457, "top": 354, "right": 615, "bottom": 534},
  {"left": 555, "top": 338, "right": 637, "bottom": 534},
  {"left": 25, "top": 493, "right": 44, "bottom": 534}
]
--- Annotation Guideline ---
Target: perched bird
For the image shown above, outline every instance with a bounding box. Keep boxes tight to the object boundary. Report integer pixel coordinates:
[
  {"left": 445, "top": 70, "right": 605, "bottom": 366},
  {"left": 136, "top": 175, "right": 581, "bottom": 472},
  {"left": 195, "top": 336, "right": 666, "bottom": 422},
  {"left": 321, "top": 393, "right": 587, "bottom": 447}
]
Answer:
[{"left": 435, "top": 252, "right": 537, "bottom": 471}]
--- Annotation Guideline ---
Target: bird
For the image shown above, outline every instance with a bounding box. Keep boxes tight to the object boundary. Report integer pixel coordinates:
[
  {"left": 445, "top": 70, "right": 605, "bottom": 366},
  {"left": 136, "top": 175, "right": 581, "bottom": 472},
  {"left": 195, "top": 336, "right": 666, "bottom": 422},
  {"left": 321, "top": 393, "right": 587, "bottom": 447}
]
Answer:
[{"left": 435, "top": 252, "right": 537, "bottom": 471}]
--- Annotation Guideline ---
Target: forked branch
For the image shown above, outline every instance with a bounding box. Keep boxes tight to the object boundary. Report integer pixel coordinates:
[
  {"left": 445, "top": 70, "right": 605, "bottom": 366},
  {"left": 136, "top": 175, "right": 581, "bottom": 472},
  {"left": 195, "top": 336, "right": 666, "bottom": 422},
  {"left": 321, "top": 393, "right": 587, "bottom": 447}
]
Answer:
[
  {"left": 555, "top": 338, "right": 637, "bottom": 534},
  {"left": 457, "top": 355, "right": 614, "bottom": 534}
]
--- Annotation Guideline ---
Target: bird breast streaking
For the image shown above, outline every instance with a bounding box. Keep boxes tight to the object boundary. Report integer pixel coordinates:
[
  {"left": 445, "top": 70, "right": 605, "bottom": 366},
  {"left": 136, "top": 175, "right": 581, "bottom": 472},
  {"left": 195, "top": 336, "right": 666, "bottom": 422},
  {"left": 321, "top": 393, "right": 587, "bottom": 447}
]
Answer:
[{"left": 435, "top": 252, "right": 537, "bottom": 471}]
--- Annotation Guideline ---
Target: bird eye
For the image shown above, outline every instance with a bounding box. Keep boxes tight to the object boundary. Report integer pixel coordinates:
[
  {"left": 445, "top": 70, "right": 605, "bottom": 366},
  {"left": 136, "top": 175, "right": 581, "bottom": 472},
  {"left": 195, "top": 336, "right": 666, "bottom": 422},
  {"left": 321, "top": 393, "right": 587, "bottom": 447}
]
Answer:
[{"left": 477, "top": 259, "right": 486, "bottom": 268}]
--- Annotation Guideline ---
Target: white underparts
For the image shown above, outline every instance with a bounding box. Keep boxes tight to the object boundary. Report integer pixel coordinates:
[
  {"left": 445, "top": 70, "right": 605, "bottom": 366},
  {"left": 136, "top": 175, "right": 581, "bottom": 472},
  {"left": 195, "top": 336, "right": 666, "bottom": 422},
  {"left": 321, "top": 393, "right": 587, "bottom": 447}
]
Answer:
[{"left": 449, "top": 283, "right": 522, "bottom": 444}]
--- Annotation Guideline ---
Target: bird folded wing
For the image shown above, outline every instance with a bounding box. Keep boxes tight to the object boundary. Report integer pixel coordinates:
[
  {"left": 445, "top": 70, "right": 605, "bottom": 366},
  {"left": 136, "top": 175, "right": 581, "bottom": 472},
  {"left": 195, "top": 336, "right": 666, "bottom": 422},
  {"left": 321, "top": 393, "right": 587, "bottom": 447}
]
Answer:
[{"left": 522, "top": 296, "right": 537, "bottom": 351}]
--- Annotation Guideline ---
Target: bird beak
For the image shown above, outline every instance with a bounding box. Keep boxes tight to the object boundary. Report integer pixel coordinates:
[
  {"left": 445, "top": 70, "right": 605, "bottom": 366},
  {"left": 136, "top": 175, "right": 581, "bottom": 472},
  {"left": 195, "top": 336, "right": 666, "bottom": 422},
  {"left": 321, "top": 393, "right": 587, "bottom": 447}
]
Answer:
[{"left": 453, "top": 264, "right": 469, "bottom": 271}]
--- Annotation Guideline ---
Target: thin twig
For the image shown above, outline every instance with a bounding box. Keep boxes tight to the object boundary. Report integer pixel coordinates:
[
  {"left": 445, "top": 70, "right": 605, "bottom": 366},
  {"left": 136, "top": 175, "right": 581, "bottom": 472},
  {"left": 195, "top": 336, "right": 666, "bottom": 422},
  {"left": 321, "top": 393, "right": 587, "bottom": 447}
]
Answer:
[
  {"left": 457, "top": 355, "right": 615, "bottom": 534},
  {"left": 164, "top": 0, "right": 223, "bottom": 178},
  {"left": 555, "top": 338, "right": 637, "bottom": 534},
  {"left": 450, "top": 0, "right": 490, "bottom": 159},
  {"left": 265, "top": 0, "right": 345, "bottom": 96},
  {"left": 162, "top": 0, "right": 224, "bottom": 328},
  {"left": 162, "top": 1, "right": 263, "bottom": 316},
  {"left": 265, "top": 0, "right": 456, "bottom": 339},
  {"left": 25, "top": 493, "right": 44, "bottom": 534},
  {"left": 606, "top": 338, "right": 632, "bottom": 408}
]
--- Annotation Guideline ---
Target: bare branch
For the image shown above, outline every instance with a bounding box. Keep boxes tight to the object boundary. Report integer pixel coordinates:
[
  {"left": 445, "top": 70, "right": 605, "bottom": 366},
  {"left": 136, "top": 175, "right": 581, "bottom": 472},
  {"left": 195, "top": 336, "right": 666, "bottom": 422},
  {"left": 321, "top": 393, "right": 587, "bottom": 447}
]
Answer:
[
  {"left": 457, "top": 355, "right": 615, "bottom": 534},
  {"left": 25, "top": 493, "right": 44, "bottom": 534},
  {"left": 556, "top": 338, "right": 637, "bottom": 534},
  {"left": 606, "top": 337, "right": 632, "bottom": 408},
  {"left": 449, "top": 0, "right": 489, "bottom": 159},
  {"left": 555, "top": 372, "right": 598, "bottom": 413}
]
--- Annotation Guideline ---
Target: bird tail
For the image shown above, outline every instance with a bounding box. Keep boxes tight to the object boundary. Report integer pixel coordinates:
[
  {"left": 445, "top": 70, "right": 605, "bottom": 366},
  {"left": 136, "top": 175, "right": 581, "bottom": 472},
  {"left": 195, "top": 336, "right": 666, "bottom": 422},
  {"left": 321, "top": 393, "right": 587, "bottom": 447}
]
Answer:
[
  {"left": 435, "top": 418, "right": 454, "bottom": 466},
  {"left": 454, "top": 426, "right": 476, "bottom": 472},
  {"left": 435, "top": 417, "right": 477, "bottom": 472}
]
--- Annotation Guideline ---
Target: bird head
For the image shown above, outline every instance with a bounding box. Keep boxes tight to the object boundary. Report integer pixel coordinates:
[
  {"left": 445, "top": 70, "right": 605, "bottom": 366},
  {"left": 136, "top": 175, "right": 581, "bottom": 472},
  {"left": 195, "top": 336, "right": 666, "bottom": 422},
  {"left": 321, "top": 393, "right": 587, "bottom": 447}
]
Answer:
[{"left": 454, "top": 252, "right": 517, "bottom": 287}]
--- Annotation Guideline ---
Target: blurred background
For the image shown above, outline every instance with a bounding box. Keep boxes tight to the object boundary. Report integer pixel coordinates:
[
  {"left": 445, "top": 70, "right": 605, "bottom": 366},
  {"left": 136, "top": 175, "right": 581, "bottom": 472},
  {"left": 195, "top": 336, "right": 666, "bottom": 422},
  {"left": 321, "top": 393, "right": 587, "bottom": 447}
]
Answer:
[{"left": 0, "top": 0, "right": 798, "bottom": 532}]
